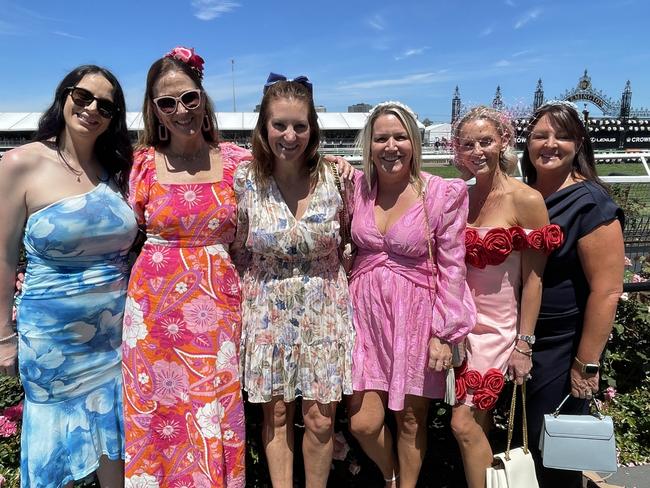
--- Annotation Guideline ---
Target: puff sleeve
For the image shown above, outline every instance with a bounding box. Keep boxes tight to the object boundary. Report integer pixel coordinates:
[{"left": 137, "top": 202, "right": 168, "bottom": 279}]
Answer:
[
  {"left": 128, "top": 147, "right": 154, "bottom": 227},
  {"left": 429, "top": 178, "right": 476, "bottom": 344}
]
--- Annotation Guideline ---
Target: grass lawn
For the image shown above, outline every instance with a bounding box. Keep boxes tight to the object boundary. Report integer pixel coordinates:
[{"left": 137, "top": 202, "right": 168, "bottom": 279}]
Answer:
[{"left": 424, "top": 162, "right": 649, "bottom": 178}]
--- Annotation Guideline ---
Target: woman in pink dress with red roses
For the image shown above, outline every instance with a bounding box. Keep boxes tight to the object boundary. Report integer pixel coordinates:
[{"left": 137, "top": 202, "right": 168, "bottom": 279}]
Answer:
[{"left": 449, "top": 106, "right": 563, "bottom": 488}]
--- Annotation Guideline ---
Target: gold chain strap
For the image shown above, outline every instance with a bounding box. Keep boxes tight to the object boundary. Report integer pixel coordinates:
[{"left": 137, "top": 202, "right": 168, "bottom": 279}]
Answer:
[
  {"left": 505, "top": 382, "right": 529, "bottom": 460},
  {"left": 328, "top": 160, "right": 352, "bottom": 252}
]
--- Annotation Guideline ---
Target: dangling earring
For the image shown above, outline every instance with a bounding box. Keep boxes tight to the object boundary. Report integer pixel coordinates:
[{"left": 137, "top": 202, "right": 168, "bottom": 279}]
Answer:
[
  {"left": 158, "top": 124, "right": 169, "bottom": 141},
  {"left": 202, "top": 114, "right": 211, "bottom": 132}
]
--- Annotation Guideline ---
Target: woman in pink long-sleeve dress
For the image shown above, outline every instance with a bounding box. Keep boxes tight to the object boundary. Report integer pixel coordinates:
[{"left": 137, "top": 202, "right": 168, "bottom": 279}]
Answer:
[{"left": 347, "top": 102, "right": 476, "bottom": 488}]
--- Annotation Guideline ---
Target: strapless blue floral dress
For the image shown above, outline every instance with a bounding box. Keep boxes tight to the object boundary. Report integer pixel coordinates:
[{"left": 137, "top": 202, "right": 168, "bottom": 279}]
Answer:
[{"left": 15, "top": 179, "right": 137, "bottom": 487}]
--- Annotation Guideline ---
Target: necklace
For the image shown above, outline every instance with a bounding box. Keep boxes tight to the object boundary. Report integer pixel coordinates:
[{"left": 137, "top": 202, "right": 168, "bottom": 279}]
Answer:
[
  {"left": 57, "top": 151, "right": 86, "bottom": 182},
  {"left": 164, "top": 146, "right": 208, "bottom": 164}
]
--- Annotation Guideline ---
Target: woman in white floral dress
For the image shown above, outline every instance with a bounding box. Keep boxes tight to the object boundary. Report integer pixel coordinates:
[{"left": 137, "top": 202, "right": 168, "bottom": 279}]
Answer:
[{"left": 232, "top": 74, "right": 355, "bottom": 488}]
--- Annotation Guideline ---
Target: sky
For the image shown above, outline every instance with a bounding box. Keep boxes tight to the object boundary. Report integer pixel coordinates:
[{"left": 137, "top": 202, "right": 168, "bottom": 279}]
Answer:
[{"left": 1, "top": 0, "right": 649, "bottom": 122}]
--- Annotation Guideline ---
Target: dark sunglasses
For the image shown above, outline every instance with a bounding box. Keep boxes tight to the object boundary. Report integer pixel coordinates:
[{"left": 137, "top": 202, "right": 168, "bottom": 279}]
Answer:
[
  {"left": 66, "top": 86, "right": 118, "bottom": 119},
  {"left": 152, "top": 89, "right": 202, "bottom": 115}
]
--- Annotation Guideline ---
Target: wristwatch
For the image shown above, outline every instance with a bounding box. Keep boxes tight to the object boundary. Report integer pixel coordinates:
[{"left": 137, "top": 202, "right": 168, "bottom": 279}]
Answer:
[
  {"left": 574, "top": 357, "right": 600, "bottom": 375},
  {"left": 516, "top": 334, "right": 536, "bottom": 345}
]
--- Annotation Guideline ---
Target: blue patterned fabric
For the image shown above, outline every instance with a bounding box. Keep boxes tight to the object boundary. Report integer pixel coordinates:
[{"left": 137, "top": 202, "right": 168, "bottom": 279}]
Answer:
[{"left": 15, "top": 180, "right": 137, "bottom": 487}]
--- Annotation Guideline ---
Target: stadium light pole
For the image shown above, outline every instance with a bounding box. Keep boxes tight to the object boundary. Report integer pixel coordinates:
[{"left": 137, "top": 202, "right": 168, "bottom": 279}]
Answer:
[{"left": 231, "top": 59, "right": 237, "bottom": 112}]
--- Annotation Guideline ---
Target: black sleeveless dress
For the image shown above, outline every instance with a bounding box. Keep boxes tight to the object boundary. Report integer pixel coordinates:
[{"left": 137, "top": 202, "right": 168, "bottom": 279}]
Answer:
[{"left": 526, "top": 181, "right": 624, "bottom": 487}]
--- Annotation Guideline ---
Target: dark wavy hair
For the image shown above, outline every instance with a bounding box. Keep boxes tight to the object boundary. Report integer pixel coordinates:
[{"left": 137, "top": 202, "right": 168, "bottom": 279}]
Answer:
[
  {"left": 251, "top": 80, "right": 321, "bottom": 183},
  {"left": 139, "top": 56, "right": 219, "bottom": 149},
  {"left": 521, "top": 103, "right": 604, "bottom": 188},
  {"left": 33, "top": 65, "right": 132, "bottom": 195}
]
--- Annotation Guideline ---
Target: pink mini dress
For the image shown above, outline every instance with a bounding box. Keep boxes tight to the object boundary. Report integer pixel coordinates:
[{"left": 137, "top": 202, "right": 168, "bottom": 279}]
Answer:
[
  {"left": 349, "top": 173, "right": 476, "bottom": 411},
  {"left": 457, "top": 224, "right": 563, "bottom": 410}
]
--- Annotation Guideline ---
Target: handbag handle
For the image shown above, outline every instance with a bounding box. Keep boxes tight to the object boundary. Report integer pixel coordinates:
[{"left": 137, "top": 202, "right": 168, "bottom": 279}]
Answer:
[
  {"left": 328, "top": 159, "right": 354, "bottom": 268},
  {"left": 552, "top": 394, "right": 604, "bottom": 420},
  {"left": 505, "top": 382, "right": 529, "bottom": 460},
  {"left": 328, "top": 159, "right": 351, "bottom": 240}
]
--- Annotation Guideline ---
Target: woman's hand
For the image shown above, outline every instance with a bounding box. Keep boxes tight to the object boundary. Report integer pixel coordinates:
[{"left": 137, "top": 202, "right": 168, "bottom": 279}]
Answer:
[
  {"left": 507, "top": 347, "right": 532, "bottom": 385},
  {"left": 428, "top": 337, "right": 452, "bottom": 372},
  {"left": 570, "top": 363, "right": 599, "bottom": 400},
  {"left": 15, "top": 271, "right": 24, "bottom": 294},
  {"left": 323, "top": 155, "right": 355, "bottom": 181}
]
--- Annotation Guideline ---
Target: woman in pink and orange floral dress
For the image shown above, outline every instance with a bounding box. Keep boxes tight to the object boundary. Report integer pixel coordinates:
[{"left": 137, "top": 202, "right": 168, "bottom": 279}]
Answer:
[
  {"left": 122, "top": 48, "right": 248, "bottom": 487},
  {"left": 449, "top": 106, "right": 562, "bottom": 488}
]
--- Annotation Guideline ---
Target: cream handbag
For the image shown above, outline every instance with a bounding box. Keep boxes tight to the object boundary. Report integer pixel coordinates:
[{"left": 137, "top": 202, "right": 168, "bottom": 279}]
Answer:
[{"left": 486, "top": 383, "right": 539, "bottom": 488}]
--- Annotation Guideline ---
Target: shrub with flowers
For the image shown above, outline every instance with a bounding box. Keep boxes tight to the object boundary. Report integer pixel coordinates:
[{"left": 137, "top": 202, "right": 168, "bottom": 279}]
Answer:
[
  {"left": 0, "top": 376, "right": 22, "bottom": 486},
  {"left": 600, "top": 253, "right": 650, "bottom": 466}
]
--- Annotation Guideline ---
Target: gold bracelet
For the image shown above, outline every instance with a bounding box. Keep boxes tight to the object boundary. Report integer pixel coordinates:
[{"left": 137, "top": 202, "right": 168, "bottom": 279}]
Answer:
[{"left": 514, "top": 346, "right": 532, "bottom": 357}]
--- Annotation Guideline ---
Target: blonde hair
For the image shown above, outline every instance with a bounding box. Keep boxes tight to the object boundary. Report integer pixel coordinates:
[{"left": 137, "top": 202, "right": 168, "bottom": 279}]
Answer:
[
  {"left": 355, "top": 101, "right": 424, "bottom": 194},
  {"left": 452, "top": 105, "right": 518, "bottom": 175}
]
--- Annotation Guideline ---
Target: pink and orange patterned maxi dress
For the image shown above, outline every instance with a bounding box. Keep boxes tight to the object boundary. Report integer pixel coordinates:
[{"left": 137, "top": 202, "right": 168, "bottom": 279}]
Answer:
[{"left": 123, "top": 143, "right": 250, "bottom": 487}]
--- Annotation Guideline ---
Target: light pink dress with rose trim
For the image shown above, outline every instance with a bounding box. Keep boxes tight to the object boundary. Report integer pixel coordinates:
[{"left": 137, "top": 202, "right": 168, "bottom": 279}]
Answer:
[
  {"left": 349, "top": 172, "right": 476, "bottom": 411},
  {"left": 459, "top": 224, "right": 562, "bottom": 410},
  {"left": 462, "top": 227, "right": 523, "bottom": 408}
]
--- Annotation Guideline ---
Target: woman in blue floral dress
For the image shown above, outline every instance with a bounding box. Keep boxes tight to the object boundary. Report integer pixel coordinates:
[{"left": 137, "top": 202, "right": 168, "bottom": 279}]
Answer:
[{"left": 0, "top": 66, "right": 136, "bottom": 487}]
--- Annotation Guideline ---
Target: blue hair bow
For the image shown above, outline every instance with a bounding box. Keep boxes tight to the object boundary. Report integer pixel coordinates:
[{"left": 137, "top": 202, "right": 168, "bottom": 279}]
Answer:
[{"left": 263, "top": 72, "right": 313, "bottom": 94}]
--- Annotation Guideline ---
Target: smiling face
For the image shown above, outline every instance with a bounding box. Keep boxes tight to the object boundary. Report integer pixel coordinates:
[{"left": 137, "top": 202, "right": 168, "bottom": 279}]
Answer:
[
  {"left": 266, "top": 97, "right": 311, "bottom": 166},
  {"left": 152, "top": 70, "right": 205, "bottom": 141},
  {"left": 63, "top": 73, "right": 114, "bottom": 138},
  {"left": 527, "top": 114, "right": 579, "bottom": 176},
  {"left": 456, "top": 118, "right": 504, "bottom": 177},
  {"left": 371, "top": 113, "right": 413, "bottom": 180}
]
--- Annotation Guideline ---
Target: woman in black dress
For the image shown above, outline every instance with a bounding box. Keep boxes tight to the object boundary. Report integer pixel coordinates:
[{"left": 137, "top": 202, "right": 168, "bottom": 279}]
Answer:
[{"left": 521, "top": 101, "right": 624, "bottom": 487}]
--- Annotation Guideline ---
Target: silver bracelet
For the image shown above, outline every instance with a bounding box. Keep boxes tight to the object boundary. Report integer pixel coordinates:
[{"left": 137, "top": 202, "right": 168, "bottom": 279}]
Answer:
[{"left": 0, "top": 332, "right": 18, "bottom": 344}]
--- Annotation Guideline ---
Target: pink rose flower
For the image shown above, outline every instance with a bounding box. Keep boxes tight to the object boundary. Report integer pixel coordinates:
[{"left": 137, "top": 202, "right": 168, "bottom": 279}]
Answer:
[
  {"left": 0, "top": 416, "right": 18, "bottom": 437},
  {"left": 604, "top": 386, "right": 617, "bottom": 401}
]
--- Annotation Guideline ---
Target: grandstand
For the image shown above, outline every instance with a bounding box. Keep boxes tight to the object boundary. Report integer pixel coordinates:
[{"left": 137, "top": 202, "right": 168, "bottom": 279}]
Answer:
[{"left": 0, "top": 111, "right": 426, "bottom": 156}]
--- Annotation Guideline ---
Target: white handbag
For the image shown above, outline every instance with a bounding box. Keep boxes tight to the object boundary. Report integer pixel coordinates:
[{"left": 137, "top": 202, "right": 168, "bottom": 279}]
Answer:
[{"left": 486, "top": 383, "right": 539, "bottom": 488}]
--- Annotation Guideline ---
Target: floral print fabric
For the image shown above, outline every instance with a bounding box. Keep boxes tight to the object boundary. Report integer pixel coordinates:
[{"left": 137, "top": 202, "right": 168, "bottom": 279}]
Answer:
[
  {"left": 16, "top": 180, "right": 137, "bottom": 487},
  {"left": 123, "top": 144, "right": 250, "bottom": 487},
  {"left": 233, "top": 162, "right": 355, "bottom": 404}
]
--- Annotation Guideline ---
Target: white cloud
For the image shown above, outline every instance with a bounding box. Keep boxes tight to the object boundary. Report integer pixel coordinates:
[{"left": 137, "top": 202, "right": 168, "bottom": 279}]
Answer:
[
  {"left": 192, "top": 0, "right": 240, "bottom": 21},
  {"left": 480, "top": 26, "right": 494, "bottom": 37},
  {"left": 339, "top": 72, "right": 450, "bottom": 90},
  {"left": 512, "top": 49, "right": 533, "bottom": 57},
  {"left": 395, "top": 47, "right": 429, "bottom": 61},
  {"left": 52, "top": 31, "right": 84, "bottom": 40},
  {"left": 514, "top": 8, "right": 542, "bottom": 29},
  {"left": 505, "top": 0, "right": 516, "bottom": 6},
  {"left": 494, "top": 59, "right": 511, "bottom": 67},
  {"left": 367, "top": 13, "right": 385, "bottom": 31}
]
